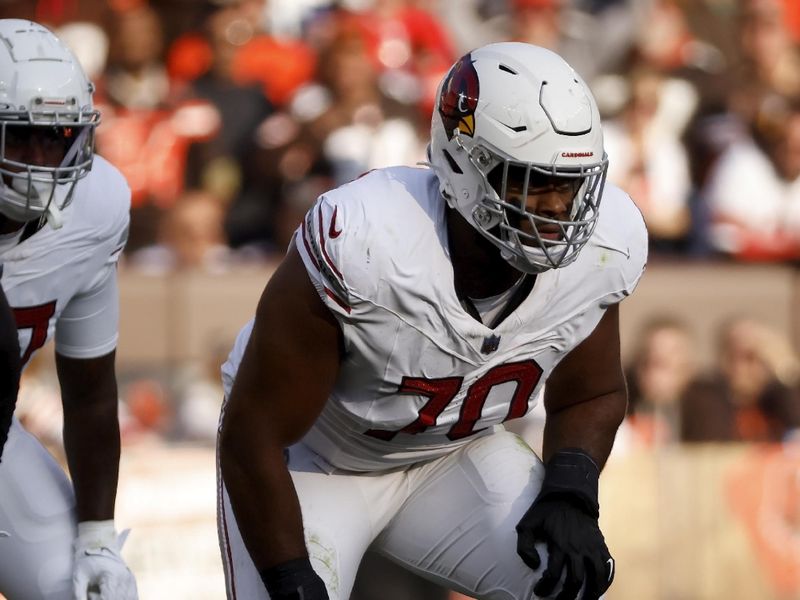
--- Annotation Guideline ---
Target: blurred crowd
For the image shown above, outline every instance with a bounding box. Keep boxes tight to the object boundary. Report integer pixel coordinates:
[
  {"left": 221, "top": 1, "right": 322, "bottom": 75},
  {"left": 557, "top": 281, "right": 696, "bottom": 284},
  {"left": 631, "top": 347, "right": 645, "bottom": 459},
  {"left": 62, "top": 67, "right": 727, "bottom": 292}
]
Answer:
[
  {"left": 2, "top": 0, "right": 800, "bottom": 268},
  {"left": 620, "top": 313, "right": 800, "bottom": 449}
]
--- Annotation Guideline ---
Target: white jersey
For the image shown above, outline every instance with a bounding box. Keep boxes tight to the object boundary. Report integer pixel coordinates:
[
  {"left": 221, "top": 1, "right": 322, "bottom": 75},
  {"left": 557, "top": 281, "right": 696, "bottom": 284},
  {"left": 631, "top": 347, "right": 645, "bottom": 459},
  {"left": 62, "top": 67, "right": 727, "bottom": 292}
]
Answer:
[
  {"left": 223, "top": 166, "right": 647, "bottom": 471},
  {"left": 0, "top": 155, "right": 130, "bottom": 366}
]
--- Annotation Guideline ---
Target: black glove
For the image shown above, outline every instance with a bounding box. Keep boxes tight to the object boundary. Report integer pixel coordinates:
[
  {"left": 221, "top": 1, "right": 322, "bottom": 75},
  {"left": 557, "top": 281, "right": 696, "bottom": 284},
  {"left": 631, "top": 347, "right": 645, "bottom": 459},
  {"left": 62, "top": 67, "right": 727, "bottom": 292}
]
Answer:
[
  {"left": 516, "top": 449, "right": 614, "bottom": 600},
  {"left": 259, "top": 557, "right": 329, "bottom": 600}
]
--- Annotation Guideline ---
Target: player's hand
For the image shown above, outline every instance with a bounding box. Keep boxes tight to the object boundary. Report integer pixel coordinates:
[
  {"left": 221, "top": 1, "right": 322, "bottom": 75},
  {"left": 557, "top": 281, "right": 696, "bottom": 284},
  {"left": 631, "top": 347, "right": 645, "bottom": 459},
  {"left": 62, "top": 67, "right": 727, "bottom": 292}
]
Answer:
[
  {"left": 516, "top": 495, "right": 613, "bottom": 599},
  {"left": 259, "top": 557, "right": 329, "bottom": 600},
  {"left": 515, "top": 449, "right": 614, "bottom": 600},
  {"left": 73, "top": 520, "right": 138, "bottom": 600}
]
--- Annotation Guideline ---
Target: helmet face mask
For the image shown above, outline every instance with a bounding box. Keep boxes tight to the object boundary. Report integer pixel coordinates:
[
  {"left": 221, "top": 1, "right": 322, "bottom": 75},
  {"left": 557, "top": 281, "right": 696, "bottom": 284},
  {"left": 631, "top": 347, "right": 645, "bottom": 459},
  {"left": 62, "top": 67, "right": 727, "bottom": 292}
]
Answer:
[
  {"left": 429, "top": 42, "right": 608, "bottom": 273},
  {"left": 0, "top": 19, "right": 100, "bottom": 228}
]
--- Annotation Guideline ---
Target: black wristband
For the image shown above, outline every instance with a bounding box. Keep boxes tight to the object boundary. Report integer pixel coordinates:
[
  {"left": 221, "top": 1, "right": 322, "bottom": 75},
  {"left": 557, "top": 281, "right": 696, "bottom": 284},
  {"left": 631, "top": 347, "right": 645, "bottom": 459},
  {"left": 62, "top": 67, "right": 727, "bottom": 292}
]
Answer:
[
  {"left": 259, "top": 557, "right": 328, "bottom": 599},
  {"left": 538, "top": 448, "right": 600, "bottom": 518}
]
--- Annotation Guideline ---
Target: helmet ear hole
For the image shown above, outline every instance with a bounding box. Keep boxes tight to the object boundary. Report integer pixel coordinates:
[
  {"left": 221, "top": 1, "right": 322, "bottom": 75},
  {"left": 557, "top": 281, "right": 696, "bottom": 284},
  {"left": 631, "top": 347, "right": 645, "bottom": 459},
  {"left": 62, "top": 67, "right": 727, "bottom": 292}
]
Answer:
[
  {"left": 486, "top": 164, "right": 504, "bottom": 197},
  {"left": 442, "top": 149, "right": 462, "bottom": 174}
]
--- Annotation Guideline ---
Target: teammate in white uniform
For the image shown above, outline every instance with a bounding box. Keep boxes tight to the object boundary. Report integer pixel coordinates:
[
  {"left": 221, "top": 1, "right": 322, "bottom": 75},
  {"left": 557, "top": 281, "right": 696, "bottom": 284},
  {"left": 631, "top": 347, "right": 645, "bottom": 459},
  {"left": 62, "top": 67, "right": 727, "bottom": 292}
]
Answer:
[
  {"left": 0, "top": 20, "right": 138, "bottom": 600},
  {"left": 218, "top": 42, "right": 648, "bottom": 600}
]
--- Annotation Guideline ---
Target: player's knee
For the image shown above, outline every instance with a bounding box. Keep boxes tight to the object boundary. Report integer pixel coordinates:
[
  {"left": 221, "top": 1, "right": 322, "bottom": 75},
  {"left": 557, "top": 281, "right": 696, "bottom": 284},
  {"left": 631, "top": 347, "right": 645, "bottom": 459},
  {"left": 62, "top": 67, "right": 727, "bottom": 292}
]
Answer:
[{"left": 0, "top": 429, "right": 75, "bottom": 522}]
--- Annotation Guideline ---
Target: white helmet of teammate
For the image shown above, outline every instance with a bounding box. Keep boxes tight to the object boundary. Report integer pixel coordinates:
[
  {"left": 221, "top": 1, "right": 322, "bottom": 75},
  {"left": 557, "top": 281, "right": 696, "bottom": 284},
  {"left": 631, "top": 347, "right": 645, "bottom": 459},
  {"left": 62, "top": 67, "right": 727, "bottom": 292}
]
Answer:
[
  {"left": 429, "top": 42, "right": 608, "bottom": 273},
  {"left": 0, "top": 19, "right": 99, "bottom": 229}
]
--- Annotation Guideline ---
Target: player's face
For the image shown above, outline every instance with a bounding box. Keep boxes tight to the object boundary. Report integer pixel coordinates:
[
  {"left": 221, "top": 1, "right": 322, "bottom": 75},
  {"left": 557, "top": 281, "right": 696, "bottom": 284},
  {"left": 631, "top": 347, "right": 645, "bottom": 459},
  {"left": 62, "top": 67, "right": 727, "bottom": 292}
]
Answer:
[
  {"left": 2, "top": 125, "right": 76, "bottom": 171},
  {"left": 500, "top": 167, "right": 581, "bottom": 242}
]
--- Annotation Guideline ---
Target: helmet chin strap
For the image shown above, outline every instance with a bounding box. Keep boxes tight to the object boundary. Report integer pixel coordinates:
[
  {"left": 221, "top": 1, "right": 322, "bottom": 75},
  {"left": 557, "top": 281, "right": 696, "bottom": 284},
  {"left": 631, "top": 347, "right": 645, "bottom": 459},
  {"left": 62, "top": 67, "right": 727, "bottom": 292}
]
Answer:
[
  {"left": 4, "top": 178, "right": 67, "bottom": 229},
  {"left": 33, "top": 181, "right": 67, "bottom": 230},
  {"left": 45, "top": 197, "right": 64, "bottom": 229}
]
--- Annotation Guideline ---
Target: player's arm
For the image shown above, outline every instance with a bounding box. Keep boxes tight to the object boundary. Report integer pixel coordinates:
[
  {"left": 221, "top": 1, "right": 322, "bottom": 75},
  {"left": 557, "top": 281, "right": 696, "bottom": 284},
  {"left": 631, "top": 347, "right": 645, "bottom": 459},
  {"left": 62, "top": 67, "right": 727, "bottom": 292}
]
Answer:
[
  {"left": 219, "top": 244, "right": 342, "bottom": 599},
  {"left": 55, "top": 261, "right": 124, "bottom": 523},
  {"left": 57, "top": 350, "right": 121, "bottom": 522},
  {"left": 0, "top": 279, "right": 20, "bottom": 461},
  {"left": 542, "top": 301, "right": 627, "bottom": 465},
  {"left": 55, "top": 262, "right": 138, "bottom": 599},
  {"left": 516, "top": 303, "right": 626, "bottom": 600}
]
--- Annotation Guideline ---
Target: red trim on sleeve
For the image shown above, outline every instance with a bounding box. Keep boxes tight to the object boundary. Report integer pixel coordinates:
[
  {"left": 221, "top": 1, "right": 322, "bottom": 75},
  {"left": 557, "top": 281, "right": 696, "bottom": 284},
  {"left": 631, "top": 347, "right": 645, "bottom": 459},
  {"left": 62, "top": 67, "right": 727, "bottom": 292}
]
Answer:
[
  {"left": 301, "top": 219, "right": 320, "bottom": 271},
  {"left": 324, "top": 287, "right": 351, "bottom": 313},
  {"left": 216, "top": 434, "right": 238, "bottom": 600},
  {"left": 318, "top": 205, "right": 344, "bottom": 280}
]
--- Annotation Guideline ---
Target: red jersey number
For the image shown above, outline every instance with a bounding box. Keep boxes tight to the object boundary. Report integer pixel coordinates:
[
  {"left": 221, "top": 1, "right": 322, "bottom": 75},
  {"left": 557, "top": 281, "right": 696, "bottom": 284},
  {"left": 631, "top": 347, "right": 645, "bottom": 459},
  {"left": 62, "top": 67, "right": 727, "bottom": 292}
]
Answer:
[
  {"left": 366, "top": 359, "right": 543, "bottom": 441},
  {"left": 13, "top": 300, "right": 56, "bottom": 366}
]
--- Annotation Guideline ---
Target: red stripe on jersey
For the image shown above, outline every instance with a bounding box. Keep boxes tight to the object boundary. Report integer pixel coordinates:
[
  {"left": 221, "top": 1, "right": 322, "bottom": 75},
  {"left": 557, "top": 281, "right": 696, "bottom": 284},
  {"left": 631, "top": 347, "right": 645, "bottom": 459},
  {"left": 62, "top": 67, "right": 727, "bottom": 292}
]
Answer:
[
  {"left": 219, "top": 493, "right": 237, "bottom": 599},
  {"left": 301, "top": 219, "right": 320, "bottom": 271},
  {"left": 325, "top": 286, "right": 351, "bottom": 313},
  {"left": 317, "top": 205, "right": 344, "bottom": 280},
  {"left": 216, "top": 437, "right": 238, "bottom": 600}
]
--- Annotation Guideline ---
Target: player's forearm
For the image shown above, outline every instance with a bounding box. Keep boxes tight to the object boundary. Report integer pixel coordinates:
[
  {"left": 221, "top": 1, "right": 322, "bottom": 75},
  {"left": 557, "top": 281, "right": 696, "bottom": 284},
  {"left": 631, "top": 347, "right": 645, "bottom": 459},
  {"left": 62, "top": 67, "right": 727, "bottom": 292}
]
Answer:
[
  {"left": 63, "top": 398, "right": 121, "bottom": 521},
  {"left": 219, "top": 432, "right": 308, "bottom": 569},
  {"left": 57, "top": 352, "right": 122, "bottom": 521},
  {"left": 542, "top": 389, "right": 627, "bottom": 468}
]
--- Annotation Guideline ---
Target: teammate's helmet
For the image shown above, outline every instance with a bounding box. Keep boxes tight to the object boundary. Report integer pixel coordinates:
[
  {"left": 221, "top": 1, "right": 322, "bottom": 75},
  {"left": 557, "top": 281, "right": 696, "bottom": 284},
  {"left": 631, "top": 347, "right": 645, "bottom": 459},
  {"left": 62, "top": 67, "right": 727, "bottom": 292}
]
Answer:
[
  {"left": 0, "top": 19, "right": 99, "bottom": 228},
  {"left": 429, "top": 42, "right": 608, "bottom": 273}
]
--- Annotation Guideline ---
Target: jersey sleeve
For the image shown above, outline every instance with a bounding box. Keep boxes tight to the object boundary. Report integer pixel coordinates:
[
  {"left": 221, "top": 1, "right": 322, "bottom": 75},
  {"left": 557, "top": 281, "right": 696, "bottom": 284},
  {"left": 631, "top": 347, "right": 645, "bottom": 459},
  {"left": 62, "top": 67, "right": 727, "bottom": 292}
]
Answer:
[
  {"left": 220, "top": 318, "right": 254, "bottom": 397},
  {"left": 54, "top": 264, "right": 119, "bottom": 358},
  {"left": 590, "top": 185, "right": 649, "bottom": 307},
  {"left": 615, "top": 193, "right": 648, "bottom": 299},
  {"left": 294, "top": 180, "right": 379, "bottom": 320},
  {"left": 54, "top": 156, "right": 131, "bottom": 358},
  {"left": 75, "top": 154, "right": 131, "bottom": 266},
  {"left": 95, "top": 157, "right": 131, "bottom": 266}
]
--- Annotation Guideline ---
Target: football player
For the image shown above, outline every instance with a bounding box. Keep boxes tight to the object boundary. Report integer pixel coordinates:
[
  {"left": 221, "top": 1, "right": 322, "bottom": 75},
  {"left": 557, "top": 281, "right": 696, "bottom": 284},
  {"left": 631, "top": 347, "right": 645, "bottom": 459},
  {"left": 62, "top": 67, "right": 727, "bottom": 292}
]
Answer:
[
  {"left": 218, "top": 42, "right": 648, "bottom": 600},
  {"left": 0, "top": 20, "right": 138, "bottom": 600}
]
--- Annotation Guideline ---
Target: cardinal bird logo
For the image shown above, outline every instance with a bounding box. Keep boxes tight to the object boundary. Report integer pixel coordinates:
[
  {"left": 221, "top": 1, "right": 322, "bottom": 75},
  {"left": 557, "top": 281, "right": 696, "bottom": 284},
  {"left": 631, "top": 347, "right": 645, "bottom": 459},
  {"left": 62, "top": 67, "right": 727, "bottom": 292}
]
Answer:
[{"left": 438, "top": 54, "right": 480, "bottom": 141}]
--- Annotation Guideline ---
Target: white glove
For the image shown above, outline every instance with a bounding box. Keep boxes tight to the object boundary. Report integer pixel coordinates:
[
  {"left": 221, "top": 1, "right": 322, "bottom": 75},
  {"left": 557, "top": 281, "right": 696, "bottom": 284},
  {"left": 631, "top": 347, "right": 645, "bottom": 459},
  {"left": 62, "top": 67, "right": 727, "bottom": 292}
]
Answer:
[{"left": 73, "top": 520, "right": 139, "bottom": 600}]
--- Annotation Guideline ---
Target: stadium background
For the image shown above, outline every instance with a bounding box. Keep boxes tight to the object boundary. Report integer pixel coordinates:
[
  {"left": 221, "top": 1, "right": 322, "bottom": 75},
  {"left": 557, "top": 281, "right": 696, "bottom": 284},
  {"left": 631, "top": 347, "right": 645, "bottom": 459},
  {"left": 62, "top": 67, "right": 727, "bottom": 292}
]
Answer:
[{"left": 2, "top": 0, "right": 800, "bottom": 598}]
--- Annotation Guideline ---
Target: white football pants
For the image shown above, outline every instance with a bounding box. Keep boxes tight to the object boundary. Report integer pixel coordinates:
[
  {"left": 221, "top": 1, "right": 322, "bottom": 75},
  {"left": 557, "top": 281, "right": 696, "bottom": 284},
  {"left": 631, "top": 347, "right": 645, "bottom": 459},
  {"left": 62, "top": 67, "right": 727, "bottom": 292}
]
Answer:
[
  {"left": 218, "top": 429, "right": 556, "bottom": 600},
  {"left": 0, "top": 418, "right": 76, "bottom": 599}
]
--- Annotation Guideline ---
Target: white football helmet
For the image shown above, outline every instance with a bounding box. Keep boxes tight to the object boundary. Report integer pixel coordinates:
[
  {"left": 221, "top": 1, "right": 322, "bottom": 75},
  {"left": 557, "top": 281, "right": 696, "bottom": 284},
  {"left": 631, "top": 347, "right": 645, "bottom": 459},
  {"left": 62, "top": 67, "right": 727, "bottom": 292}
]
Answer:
[
  {"left": 429, "top": 42, "right": 608, "bottom": 273},
  {"left": 0, "top": 19, "right": 99, "bottom": 229}
]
